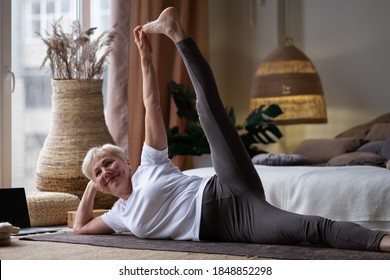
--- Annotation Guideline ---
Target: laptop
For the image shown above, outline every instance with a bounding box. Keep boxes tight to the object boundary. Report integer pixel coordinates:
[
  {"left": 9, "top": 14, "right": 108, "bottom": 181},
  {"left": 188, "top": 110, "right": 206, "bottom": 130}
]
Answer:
[{"left": 0, "top": 187, "right": 64, "bottom": 235}]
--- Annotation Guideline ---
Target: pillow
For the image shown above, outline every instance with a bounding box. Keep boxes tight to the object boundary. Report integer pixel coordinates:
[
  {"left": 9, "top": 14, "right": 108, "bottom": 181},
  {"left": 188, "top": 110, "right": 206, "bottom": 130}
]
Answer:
[
  {"left": 335, "top": 124, "right": 372, "bottom": 139},
  {"left": 369, "top": 112, "right": 390, "bottom": 123},
  {"left": 335, "top": 112, "right": 390, "bottom": 139},
  {"left": 327, "top": 152, "right": 386, "bottom": 167},
  {"left": 381, "top": 139, "right": 390, "bottom": 160},
  {"left": 365, "top": 123, "right": 390, "bottom": 141},
  {"left": 251, "top": 153, "right": 309, "bottom": 166},
  {"left": 356, "top": 141, "right": 384, "bottom": 155},
  {"left": 293, "top": 138, "right": 366, "bottom": 164}
]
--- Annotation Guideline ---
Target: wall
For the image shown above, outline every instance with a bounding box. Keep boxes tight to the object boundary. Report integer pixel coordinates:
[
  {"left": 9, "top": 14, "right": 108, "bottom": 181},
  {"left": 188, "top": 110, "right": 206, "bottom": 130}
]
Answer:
[{"left": 209, "top": 0, "right": 390, "bottom": 153}]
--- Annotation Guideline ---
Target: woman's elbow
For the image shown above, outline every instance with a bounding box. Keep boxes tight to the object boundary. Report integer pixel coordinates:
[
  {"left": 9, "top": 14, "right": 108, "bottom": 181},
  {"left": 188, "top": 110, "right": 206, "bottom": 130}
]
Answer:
[
  {"left": 72, "top": 225, "right": 81, "bottom": 234},
  {"left": 73, "top": 224, "right": 87, "bottom": 234}
]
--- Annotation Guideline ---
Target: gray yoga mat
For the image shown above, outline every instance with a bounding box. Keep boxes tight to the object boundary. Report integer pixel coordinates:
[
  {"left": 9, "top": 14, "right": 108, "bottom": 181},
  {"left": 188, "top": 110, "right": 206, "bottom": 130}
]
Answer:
[{"left": 20, "top": 232, "right": 390, "bottom": 260}]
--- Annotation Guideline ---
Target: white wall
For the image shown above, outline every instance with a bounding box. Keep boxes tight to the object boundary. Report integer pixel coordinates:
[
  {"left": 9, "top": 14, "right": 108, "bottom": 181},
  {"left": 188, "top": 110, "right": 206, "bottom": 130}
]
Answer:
[{"left": 209, "top": 0, "right": 390, "bottom": 152}]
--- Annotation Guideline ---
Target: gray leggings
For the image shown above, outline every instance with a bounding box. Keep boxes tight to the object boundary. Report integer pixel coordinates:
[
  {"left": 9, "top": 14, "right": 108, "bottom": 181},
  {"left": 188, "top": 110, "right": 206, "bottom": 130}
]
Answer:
[{"left": 176, "top": 38, "right": 385, "bottom": 251}]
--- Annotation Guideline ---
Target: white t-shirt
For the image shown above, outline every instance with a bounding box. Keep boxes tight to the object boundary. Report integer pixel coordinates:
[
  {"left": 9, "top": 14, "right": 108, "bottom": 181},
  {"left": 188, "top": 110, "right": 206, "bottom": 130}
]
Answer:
[{"left": 101, "top": 143, "right": 211, "bottom": 241}]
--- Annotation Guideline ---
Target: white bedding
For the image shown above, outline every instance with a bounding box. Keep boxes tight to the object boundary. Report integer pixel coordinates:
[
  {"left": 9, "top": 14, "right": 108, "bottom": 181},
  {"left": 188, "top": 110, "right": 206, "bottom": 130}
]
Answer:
[{"left": 183, "top": 165, "right": 390, "bottom": 232}]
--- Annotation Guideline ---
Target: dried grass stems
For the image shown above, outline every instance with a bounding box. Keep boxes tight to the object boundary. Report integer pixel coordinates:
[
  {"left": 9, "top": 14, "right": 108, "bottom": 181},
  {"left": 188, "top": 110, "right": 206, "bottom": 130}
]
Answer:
[{"left": 37, "top": 19, "right": 116, "bottom": 80}]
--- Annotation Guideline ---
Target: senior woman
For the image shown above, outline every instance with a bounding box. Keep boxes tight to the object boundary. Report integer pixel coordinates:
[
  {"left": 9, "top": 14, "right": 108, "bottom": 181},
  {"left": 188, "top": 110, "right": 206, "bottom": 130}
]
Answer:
[{"left": 73, "top": 7, "right": 390, "bottom": 252}]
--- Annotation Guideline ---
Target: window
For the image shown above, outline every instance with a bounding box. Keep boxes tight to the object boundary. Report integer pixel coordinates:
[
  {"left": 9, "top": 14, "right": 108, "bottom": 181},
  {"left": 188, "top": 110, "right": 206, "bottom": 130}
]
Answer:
[{"left": 0, "top": 0, "right": 111, "bottom": 191}]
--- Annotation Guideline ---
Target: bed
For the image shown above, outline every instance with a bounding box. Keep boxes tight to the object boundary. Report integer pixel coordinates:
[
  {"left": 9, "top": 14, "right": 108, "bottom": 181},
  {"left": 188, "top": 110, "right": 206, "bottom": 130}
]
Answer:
[
  {"left": 184, "top": 165, "right": 390, "bottom": 232},
  {"left": 184, "top": 113, "right": 390, "bottom": 233}
]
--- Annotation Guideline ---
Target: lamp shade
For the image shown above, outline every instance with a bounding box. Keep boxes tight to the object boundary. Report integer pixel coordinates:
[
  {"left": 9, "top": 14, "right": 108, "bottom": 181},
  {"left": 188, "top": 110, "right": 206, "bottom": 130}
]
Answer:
[{"left": 250, "top": 40, "right": 327, "bottom": 124}]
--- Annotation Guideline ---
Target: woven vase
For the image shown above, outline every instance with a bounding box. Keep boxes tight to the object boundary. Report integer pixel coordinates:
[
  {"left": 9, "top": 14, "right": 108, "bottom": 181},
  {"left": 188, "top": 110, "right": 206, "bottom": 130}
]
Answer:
[{"left": 36, "top": 79, "right": 117, "bottom": 209}]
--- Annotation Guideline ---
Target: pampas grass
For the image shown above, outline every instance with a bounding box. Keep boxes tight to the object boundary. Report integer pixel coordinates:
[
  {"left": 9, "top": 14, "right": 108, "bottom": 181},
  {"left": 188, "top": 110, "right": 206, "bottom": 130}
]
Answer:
[{"left": 37, "top": 19, "right": 116, "bottom": 80}]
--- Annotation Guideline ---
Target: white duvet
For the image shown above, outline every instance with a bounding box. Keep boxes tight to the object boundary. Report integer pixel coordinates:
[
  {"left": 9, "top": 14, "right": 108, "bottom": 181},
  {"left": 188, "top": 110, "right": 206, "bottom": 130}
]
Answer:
[{"left": 183, "top": 165, "right": 390, "bottom": 232}]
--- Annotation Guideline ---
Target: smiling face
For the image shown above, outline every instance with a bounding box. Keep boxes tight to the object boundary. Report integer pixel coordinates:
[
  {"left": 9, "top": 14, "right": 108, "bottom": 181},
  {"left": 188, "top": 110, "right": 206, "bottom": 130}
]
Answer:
[
  {"left": 91, "top": 155, "right": 133, "bottom": 199},
  {"left": 82, "top": 144, "right": 133, "bottom": 200}
]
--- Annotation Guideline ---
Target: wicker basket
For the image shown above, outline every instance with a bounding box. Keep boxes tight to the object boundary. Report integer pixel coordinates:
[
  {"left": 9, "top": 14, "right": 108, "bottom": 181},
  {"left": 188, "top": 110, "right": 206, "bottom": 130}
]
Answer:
[
  {"left": 27, "top": 192, "right": 80, "bottom": 226},
  {"left": 35, "top": 79, "right": 117, "bottom": 208}
]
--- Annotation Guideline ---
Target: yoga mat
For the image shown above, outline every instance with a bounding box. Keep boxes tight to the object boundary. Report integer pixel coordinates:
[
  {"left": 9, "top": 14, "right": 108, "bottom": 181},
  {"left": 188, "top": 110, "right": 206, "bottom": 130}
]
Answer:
[{"left": 21, "top": 232, "right": 390, "bottom": 260}]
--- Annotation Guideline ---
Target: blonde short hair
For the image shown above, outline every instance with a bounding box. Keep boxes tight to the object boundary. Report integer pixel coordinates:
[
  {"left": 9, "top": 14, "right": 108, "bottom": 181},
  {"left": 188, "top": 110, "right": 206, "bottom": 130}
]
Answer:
[{"left": 82, "top": 143, "right": 128, "bottom": 180}]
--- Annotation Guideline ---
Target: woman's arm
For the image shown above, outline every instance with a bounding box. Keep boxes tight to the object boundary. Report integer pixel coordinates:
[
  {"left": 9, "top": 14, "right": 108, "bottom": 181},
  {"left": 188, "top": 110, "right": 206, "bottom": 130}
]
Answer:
[
  {"left": 73, "top": 181, "right": 114, "bottom": 234},
  {"left": 134, "top": 26, "right": 168, "bottom": 151}
]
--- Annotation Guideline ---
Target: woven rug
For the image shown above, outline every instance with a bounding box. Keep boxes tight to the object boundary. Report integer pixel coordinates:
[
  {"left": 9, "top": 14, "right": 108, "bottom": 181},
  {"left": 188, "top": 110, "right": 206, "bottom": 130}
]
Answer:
[{"left": 20, "top": 232, "right": 390, "bottom": 260}]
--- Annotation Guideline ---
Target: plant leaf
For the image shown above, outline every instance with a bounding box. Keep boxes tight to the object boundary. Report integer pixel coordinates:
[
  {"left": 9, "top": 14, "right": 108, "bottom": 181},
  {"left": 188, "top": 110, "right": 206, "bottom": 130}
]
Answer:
[
  {"left": 168, "top": 81, "right": 198, "bottom": 122},
  {"left": 263, "top": 103, "right": 284, "bottom": 118},
  {"left": 166, "top": 81, "right": 284, "bottom": 158}
]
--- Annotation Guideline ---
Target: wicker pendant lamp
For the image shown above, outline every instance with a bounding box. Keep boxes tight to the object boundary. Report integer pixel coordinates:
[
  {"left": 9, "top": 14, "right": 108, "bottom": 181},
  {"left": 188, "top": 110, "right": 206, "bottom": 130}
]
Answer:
[
  {"left": 250, "top": 38, "right": 327, "bottom": 124},
  {"left": 250, "top": 0, "right": 327, "bottom": 124}
]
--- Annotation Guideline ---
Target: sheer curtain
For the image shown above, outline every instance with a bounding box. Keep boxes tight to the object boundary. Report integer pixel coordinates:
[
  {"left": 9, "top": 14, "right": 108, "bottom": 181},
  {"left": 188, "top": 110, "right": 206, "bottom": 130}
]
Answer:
[{"left": 107, "top": 0, "right": 209, "bottom": 170}]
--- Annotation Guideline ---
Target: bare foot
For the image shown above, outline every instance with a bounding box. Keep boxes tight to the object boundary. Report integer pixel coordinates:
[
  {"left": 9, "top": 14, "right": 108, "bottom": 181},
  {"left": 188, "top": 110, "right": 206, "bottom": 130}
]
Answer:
[
  {"left": 379, "top": 234, "right": 390, "bottom": 252},
  {"left": 142, "top": 7, "right": 188, "bottom": 43}
]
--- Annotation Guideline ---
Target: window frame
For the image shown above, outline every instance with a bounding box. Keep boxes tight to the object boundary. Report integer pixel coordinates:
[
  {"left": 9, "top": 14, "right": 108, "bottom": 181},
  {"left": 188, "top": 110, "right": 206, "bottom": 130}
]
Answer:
[
  {"left": 0, "top": 0, "right": 96, "bottom": 189},
  {"left": 1, "top": 0, "right": 12, "bottom": 188}
]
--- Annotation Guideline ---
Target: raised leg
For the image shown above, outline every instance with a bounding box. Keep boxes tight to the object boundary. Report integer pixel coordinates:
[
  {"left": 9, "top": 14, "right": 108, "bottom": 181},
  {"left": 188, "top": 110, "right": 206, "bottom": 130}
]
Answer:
[{"left": 143, "top": 7, "right": 264, "bottom": 198}]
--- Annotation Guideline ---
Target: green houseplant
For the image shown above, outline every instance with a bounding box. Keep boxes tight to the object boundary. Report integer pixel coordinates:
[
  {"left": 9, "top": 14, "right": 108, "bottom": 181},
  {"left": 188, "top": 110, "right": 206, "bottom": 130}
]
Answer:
[
  {"left": 35, "top": 20, "right": 117, "bottom": 208},
  {"left": 167, "top": 81, "right": 284, "bottom": 159}
]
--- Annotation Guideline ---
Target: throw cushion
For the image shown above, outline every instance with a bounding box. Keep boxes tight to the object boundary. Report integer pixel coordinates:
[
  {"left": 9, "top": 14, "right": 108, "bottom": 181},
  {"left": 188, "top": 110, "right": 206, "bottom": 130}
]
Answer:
[
  {"left": 252, "top": 153, "right": 309, "bottom": 166},
  {"left": 357, "top": 141, "right": 384, "bottom": 155},
  {"left": 381, "top": 139, "right": 390, "bottom": 160},
  {"left": 365, "top": 123, "right": 390, "bottom": 141},
  {"left": 335, "top": 124, "right": 372, "bottom": 139},
  {"left": 335, "top": 112, "right": 390, "bottom": 139},
  {"left": 293, "top": 138, "right": 366, "bottom": 164},
  {"left": 327, "top": 152, "right": 386, "bottom": 167}
]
